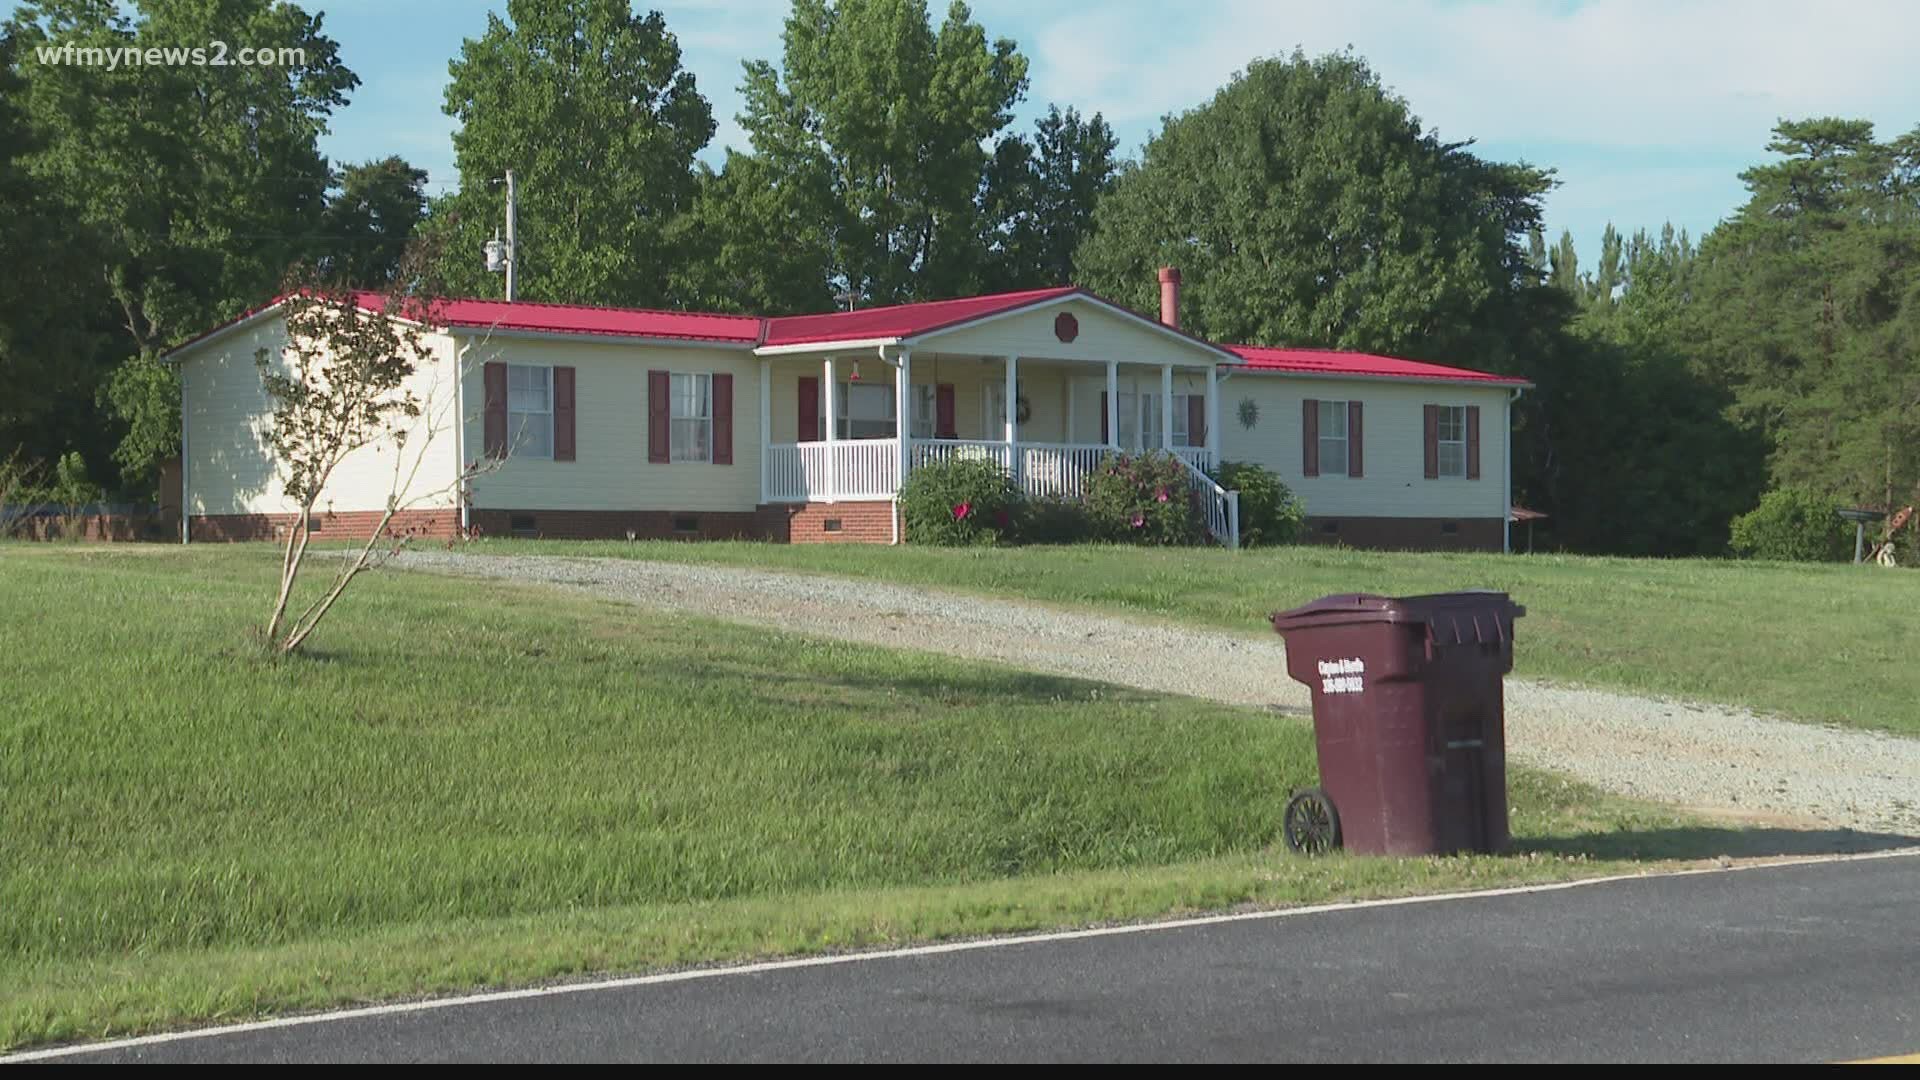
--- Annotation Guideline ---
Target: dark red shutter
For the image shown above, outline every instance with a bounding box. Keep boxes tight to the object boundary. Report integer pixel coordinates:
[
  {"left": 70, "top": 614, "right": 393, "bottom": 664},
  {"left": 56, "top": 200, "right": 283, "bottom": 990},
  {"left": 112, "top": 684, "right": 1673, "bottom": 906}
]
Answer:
[
  {"left": 797, "top": 376, "right": 819, "bottom": 443},
  {"left": 1466, "top": 404, "right": 1481, "bottom": 480},
  {"left": 647, "top": 370, "right": 670, "bottom": 464},
  {"left": 553, "top": 366, "right": 576, "bottom": 461},
  {"left": 935, "top": 383, "right": 956, "bottom": 439},
  {"left": 1347, "top": 400, "right": 1363, "bottom": 478},
  {"left": 1302, "top": 399, "right": 1320, "bottom": 477},
  {"left": 712, "top": 373, "right": 733, "bottom": 465},
  {"left": 1187, "top": 395, "right": 1206, "bottom": 448},
  {"left": 483, "top": 362, "right": 507, "bottom": 459},
  {"left": 1099, "top": 392, "right": 1109, "bottom": 444},
  {"left": 1424, "top": 404, "right": 1440, "bottom": 479}
]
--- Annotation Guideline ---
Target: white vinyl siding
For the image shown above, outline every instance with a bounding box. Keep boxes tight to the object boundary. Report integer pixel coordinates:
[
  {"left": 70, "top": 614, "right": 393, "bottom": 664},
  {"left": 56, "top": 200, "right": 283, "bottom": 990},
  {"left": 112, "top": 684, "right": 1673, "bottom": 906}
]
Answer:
[
  {"left": 464, "top": 341, "right": 762, "bottom": 514},
  {"left": 1217, "top": 376, "right": 1508, "bottom": 520},
  {"left": 1435, "top": 405, "right": 1467, "bottom": 478},
  {"left": 671, "top": 373, "right": 712, "bottom": 463},
  {"left": 1318, "top": 399, "right": 1349, "bottom": 477},
  {"left": 508, "top": 364, "right": 553, "bottom": 459},
  {"left": 177, "top": 315, "right": 460, "bottom": 516}
]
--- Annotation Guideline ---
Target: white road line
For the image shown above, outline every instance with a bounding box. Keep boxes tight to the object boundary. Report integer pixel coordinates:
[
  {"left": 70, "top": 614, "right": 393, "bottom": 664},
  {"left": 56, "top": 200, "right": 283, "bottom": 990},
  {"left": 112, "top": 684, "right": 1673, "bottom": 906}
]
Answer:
[{"left": 7, "top": 846, "right": 1917, "bottom": 1062}]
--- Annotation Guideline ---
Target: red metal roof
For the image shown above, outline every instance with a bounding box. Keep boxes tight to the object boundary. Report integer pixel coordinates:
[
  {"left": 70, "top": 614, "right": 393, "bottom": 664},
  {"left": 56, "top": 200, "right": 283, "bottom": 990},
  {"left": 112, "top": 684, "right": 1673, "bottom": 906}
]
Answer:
[
  {"left": 166, "top": 291, "right": 1528, "bottom": 390},
  {"left": 761, "top": 286, "right": 1080, "bottom": 347},
  {"left": 1227, "top": 345, "right": 1531, "bottom": 387},
  {"left": 397, "top": 294, "right": 763, "bottom": 343}
]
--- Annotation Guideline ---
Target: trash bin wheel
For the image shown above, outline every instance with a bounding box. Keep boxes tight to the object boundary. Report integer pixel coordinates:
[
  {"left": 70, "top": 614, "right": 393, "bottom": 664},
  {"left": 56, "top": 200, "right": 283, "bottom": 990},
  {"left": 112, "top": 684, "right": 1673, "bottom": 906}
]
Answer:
[{"left": 1284, "top": 788, "right": 1342, "bottom": 855}]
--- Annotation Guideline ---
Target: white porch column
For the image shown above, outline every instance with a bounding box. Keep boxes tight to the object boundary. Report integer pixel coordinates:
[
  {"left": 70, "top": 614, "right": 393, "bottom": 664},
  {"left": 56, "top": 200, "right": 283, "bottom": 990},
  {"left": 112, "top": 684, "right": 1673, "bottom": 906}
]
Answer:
[
  {"left": 822, "top": 355, "right": 837, "bottom": 500},
  {"left": 1160, "top": 364, "right": 1174, "bottom": 451},
  {"left": 1205, "top": 364, "right": 1219, "bottom": 465},
  {"left": 896, "top": 347, "right": 913, "bottom": 491},
  {"left": 1105, "top": 360, "right": 1119, "bottom": 450},
  {"left": 1003, "top": 354, "right": 1019, "bottom": 483},
  {"left": 759, "top": 357, "right": 772, "bottom": 504}
]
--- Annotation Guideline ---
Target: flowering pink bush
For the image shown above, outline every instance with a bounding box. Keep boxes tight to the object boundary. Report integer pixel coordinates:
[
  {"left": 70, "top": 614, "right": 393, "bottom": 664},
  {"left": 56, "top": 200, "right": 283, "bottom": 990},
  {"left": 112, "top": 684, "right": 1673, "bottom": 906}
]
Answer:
[
  {"left": 1084, "top": 451, "right": 1201, "bottom": 545},
  {"left": 899, "top": 457, "right": 1019, "bottom": 546}
]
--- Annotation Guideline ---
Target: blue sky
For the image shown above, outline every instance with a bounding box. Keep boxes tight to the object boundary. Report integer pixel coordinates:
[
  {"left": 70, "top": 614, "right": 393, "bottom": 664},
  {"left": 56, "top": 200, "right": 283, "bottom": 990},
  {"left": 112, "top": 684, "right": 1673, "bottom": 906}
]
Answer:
[{"left": 20, "top": 1, "right": 1920, "bottom": 258}]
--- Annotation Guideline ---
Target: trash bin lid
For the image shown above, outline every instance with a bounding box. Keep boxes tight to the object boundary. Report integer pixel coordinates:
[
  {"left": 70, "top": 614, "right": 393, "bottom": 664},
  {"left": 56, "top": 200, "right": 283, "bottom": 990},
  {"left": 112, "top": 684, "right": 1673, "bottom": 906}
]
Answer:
[{"left": 1270, "top": 591, "right": 1524, "bottom": 634}]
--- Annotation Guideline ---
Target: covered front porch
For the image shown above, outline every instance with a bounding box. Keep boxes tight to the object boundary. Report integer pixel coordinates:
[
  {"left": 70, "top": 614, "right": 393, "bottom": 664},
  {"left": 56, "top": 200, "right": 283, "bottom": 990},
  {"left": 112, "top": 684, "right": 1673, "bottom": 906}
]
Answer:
[
  {"left": 766, "top": 438, "right": 1215, "bottom": 502},
  {"left": 756, "top": 351, "right": 1221, "bottom": 503}
]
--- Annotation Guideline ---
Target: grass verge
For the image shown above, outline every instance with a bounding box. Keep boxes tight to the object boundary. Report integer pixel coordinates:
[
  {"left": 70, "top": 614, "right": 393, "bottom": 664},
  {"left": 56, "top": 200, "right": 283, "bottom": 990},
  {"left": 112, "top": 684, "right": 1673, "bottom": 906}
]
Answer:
[{"left": 0, "top": 544, "right": 1838, "bottom": 1049}]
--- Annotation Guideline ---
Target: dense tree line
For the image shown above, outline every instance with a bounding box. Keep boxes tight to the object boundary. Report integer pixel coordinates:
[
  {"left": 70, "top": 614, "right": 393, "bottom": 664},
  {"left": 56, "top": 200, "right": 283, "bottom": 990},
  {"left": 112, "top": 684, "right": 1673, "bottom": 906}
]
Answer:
[{"left": 3, "top": 0, "right": 1913, "bottom": 556}]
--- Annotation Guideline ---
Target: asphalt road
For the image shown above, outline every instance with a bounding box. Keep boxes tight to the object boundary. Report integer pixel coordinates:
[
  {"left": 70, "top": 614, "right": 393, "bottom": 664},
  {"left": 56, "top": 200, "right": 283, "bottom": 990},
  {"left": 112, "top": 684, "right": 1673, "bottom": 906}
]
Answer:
[{"left": 38, "top": 854, "right": 1920, "bottom": 1064}]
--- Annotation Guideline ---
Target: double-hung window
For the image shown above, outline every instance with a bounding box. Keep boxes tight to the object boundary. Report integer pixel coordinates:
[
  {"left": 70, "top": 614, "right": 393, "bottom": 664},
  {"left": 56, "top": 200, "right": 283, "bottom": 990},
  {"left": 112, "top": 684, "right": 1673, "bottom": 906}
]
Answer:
[
  {"left": 1435, "top": 405, "right": 1467, "bottom": 478},
  {"left": 911, "top": 384, "right": 936, "bottom": 440},
  {"left": 987, "top": 380, "right": 1027, "bottom": 435},
  {"left": 1317, "top": 400, "right": 1349, "bottom": 476},
  {"left": 837, "top": 382, "right": 896, "bottom": 440},
  {"left": 671, "top": 373, "right": 711, "bottom": 462},
  {"left": 507, "top": 364, "right": 553, "bottom": 459}
]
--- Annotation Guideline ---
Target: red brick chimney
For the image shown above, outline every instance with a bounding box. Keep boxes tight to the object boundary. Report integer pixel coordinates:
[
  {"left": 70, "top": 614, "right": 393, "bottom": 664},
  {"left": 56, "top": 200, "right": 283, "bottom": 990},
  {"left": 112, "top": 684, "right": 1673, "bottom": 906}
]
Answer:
[{"left": 1158, "top": 267, "right": 1181, "bottom": 329}]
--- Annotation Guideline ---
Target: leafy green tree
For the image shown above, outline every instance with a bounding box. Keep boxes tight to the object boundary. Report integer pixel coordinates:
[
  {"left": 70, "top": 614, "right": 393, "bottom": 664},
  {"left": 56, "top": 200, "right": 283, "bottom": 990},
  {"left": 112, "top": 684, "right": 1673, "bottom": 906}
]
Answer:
[
  {"left": 0, "top": 24, "right": 107, "bottom": 467},
  {"left": 1686, "top": 118, "right": 1920, "bottom": 513},
  {"left": 981, "top": 105, "right": 1119, "bottom": 290},
  {"left": 7, "top": 0, "right": 357, "bottom": 488},
  {"left": 668, "top": 150, "right": 839, "bottom": 315},
  {"left": 1074, "top": 49, "right": 1551, "bottom": 364},
  {"left": 1518, "top": 223, "right": 1765, "bottom": 555},
  {"left": 428, "top": 0, "right": 714, "bottom": 306},
  {"left": 1525, "top": 226, "right": 1548, "bottom": 280},
  {"left": 1547, "top": 228, "right": 1580, "bottom": 295},
  {"left": 734, "top": 0, "right": 1029, "bottom": 305},
  {"left": 320, "top": 157, "right": 430, "bottom": 286}
]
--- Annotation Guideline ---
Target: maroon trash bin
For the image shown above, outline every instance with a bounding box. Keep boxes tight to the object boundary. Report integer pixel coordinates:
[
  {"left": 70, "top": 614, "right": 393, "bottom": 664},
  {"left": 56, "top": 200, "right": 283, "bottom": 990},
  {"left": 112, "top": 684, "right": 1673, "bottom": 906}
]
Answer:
[{"left": 1268, "top": 592, "right": 1525, "bottom": 856}]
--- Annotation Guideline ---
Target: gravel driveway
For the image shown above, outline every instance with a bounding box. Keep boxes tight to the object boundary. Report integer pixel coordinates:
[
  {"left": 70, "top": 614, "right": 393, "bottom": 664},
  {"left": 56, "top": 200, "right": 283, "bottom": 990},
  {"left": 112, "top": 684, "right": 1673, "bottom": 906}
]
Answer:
[{"left": 394, "top": 550, "right": 1920, "bottom": 837}]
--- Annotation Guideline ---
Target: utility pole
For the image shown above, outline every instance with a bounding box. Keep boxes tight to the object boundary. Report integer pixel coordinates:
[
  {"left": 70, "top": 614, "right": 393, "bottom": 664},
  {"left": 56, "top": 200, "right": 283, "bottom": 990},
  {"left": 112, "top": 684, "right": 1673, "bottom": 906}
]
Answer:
[{"left": 504, "top": 168, "right": 518, "bottom": 302}]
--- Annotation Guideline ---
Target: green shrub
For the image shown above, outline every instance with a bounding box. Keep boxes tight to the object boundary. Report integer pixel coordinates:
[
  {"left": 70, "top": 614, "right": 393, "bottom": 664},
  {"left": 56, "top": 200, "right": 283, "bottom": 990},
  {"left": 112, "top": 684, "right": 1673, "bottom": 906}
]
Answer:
[
  {"left": 1728, "top": 486, "right": 1850, "bottom": 562},
  {"left": 1212, "top": 460, "right": 1306, "bottom": 547},
  {"left": 1084, "top": 450, "right": 1201, "bottom": 545},
  {"left": 1019, "top": 494, "right": 1095, "bottom": 544},
  {"left": 899, "top": 455, "right": 1021, "bottom": 546},
  {"left": 48, "top": 451, "right": 102, "bottom": 509}
]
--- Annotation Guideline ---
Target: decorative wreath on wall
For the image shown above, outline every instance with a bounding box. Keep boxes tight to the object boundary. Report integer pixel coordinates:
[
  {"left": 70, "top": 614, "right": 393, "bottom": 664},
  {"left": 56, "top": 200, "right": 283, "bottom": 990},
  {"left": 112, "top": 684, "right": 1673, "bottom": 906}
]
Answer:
[
  {"left": 1015, "top": 395, "right": 1033, "bottom": 424},
  {"left": 1238, "top": 397, "right": 1261, "bottom": 430}
]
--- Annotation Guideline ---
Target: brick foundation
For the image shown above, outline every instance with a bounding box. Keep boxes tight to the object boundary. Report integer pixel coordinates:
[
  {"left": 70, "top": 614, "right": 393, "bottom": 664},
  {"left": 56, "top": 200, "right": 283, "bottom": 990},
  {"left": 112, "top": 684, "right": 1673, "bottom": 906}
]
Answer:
[
  {"left": 468, "top": 508, "right": 766, "bottom": 542},
  {"left": 189, "top": 508, "right": 459, "bottom": 543},
  {"left": 1304, "top": 516, "right": 1505, "bottom": 552},
  {"left": 755, "top": 501, "right": 898, "bottom": 544}
]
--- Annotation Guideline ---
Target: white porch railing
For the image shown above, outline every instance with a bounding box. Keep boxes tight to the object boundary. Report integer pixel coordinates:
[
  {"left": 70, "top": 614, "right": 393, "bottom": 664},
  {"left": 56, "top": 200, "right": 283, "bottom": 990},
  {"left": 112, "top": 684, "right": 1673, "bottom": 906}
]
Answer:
[
  {"left": 1171, "top": 446, "right": 1215, "bottom": 473},
  {"left": 1174, "top": 453, "right": 1240, "bottom": 550},
  {"left": 766, "top": 439, "right": 900, "bottom": 502},
  {"left": 913, "top": 440, "right": 1113, "bottom": 500},
  {"left": 1016, "top": 443, "right": 1111, "bottom": 500},
  {"left": 911, "top": 439, "right": 1013, "bottom": 475},
  {"left": 766, "top": 437, "right": 1239, "bottom": 549}
]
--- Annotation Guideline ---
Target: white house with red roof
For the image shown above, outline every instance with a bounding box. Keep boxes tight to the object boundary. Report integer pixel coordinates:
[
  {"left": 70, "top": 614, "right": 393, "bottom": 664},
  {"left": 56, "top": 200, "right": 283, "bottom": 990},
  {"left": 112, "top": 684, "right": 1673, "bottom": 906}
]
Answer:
[{"left": 163, "top": 269, "right": 1529, "bottom": 550}]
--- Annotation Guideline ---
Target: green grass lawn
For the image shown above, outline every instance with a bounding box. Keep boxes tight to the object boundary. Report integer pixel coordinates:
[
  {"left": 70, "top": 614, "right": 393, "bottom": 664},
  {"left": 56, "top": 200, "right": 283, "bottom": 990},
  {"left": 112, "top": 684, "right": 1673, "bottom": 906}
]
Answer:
[
  {"left": 0, "top": 544, "right": 1821, "bottom": 1049},
  {"left": 471, "top": 539, "right": 1920, "bottom": 736}
]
